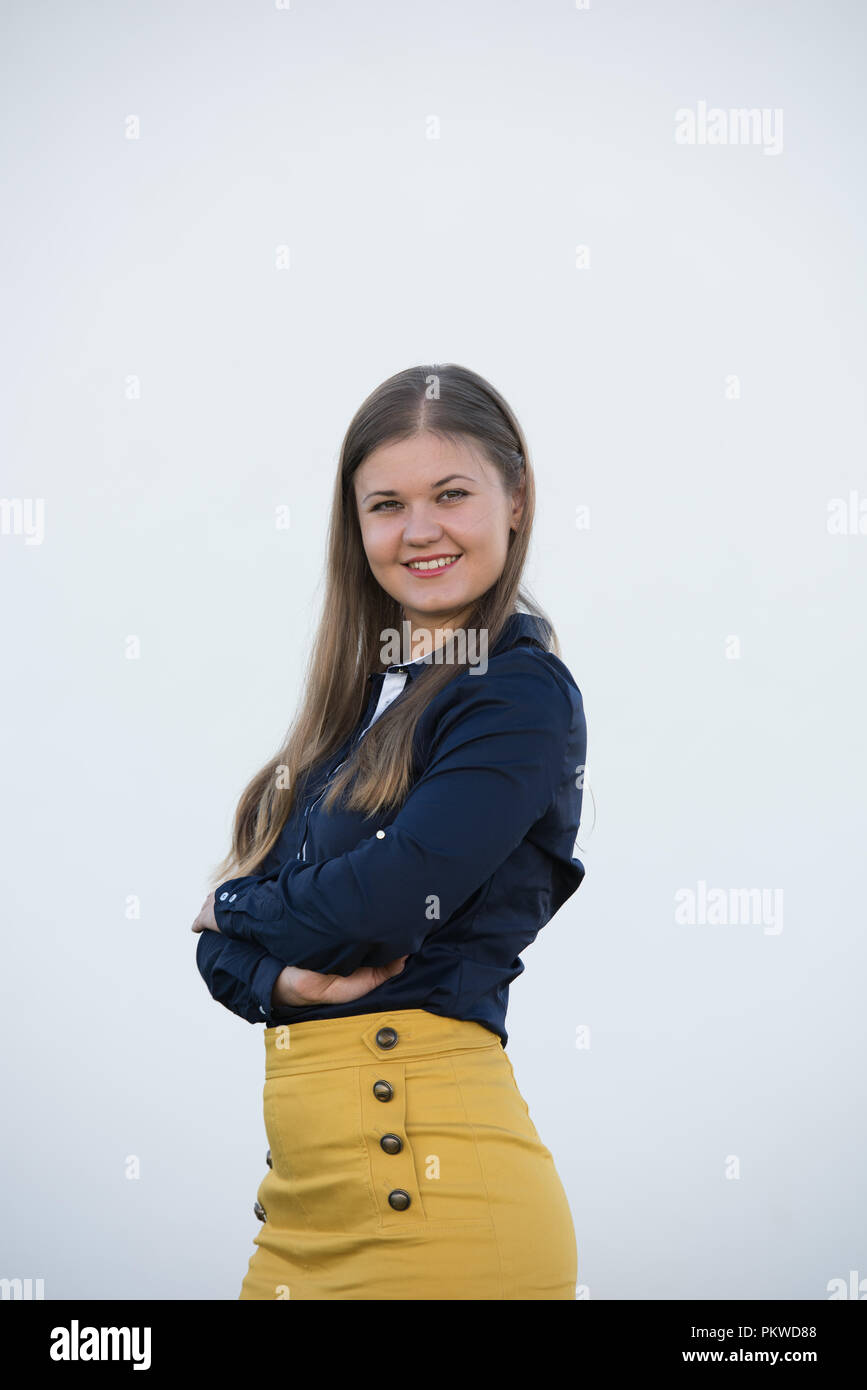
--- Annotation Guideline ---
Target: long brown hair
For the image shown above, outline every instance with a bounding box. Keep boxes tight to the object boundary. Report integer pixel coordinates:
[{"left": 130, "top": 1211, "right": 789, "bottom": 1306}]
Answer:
[{"left": 209, "top": 362, "right": 561, "bottom": 887}]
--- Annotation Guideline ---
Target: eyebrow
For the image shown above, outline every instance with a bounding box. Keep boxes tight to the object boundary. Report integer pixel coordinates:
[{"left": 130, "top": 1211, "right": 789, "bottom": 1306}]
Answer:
[{"left": 360, "top": 474, "right": 476, "bottom": 505}]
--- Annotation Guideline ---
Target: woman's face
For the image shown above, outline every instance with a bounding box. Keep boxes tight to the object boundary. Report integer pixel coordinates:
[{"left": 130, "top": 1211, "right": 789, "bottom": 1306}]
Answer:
[{"left": 353, "top": 431, "right": 524, "bottom": 642}]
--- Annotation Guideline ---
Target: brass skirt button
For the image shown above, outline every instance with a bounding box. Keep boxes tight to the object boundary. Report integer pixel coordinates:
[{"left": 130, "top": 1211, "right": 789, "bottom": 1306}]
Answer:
[
  {"left": 388, "top": 1189, "right": 411, "bottom": 1211},
  {"left": 375, "top": 1026, "right": 398, "bottom": 1049},
  {"left": 373, "top": 1080, "right": 394, "bottom": 1102},
  {"left": 253, "top": 1201, "right": 267, "bottom": 1222},
  {"left": 265, "top": 1148, "right": 272, "bottom": 1168},
  {"left": 380, "top": 1133, "right": 403, "bottom": 1155}
]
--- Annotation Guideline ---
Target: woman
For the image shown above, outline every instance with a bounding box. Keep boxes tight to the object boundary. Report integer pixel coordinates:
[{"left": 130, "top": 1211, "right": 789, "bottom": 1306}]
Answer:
[{"left": 192, "top": 363, "right": 588, "bottom": 1300}]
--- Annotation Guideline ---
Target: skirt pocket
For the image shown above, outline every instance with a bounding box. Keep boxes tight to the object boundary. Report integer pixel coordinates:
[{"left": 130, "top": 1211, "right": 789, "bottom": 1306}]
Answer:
[
  {"left": 402, "top": 1053, "right": 497, "bottom": 1226},
  {"left": 357, "top": 1051, "right": 496, "bottom": 1230},
  {"left": 260, "top": 1070, "right": 380, "bottom": 1235}
]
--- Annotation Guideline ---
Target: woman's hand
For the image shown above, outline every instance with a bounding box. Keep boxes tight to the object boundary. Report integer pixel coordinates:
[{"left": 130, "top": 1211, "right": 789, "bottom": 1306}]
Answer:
[
  {"left": 191, "top": 891, "right": 219, "bottom": 934},
  {"left": 272, "top": 956, "right": 410, "bottom": 1009},
  {"left": 191, "top": 889, "right": 409, "bottom": 1007}
]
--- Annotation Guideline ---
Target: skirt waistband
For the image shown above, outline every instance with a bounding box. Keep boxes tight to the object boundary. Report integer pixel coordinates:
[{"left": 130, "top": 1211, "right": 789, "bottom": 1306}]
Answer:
[{"left": 263, "top": 1008, "right": 501, "bottom": 1077}]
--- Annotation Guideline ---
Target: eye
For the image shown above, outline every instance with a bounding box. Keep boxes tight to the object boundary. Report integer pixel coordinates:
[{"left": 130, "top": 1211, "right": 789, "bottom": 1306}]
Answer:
[{"left": 370, "top": 489, "right": 469, "bottom": 513}]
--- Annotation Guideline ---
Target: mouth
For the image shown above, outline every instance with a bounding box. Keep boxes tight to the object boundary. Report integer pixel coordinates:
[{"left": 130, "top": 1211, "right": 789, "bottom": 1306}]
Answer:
[{"left": 402, "top": 554, "right": 462, "bottom": 577}]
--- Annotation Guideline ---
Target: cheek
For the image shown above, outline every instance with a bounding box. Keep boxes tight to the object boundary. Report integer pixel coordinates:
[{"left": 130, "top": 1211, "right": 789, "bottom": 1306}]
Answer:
[
  {"left": 459, "top": 507, "right": 509, "bottom": 559},
  {"left": 458, "top": 497, "right": 509, "bottom": 540},
  {"left": 359, "top": 522, "right": 396, "bottom": 571}
]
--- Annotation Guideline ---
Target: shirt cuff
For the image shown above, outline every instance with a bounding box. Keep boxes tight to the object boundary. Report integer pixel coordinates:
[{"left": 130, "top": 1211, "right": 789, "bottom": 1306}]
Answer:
[
  {"left": 213, "top": 878, "right": 244, "bottom": 930},
  {"left": 214, "top": 875, "right": 279, "bottom": 937},
  {"left": 249, "top": 953, "right": 286, "bottom": 1024}
]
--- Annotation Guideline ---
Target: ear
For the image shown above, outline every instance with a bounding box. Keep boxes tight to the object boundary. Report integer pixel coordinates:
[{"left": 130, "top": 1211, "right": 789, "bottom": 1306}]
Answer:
[{"left": 509, "top": 476, "right": 526, "bottom": 531}]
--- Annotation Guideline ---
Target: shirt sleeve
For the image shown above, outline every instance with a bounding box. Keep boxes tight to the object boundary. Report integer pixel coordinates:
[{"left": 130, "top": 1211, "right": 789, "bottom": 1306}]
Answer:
[
  {"left": 195, "top": 925, "right": 290, "bottom": 1024},
  {"left": 212, "top": 649, "right": 582, "bottom": 975}
]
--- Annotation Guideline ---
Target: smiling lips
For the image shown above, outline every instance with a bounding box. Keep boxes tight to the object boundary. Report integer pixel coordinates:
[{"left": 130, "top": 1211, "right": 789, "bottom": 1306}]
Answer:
[{"left": 403, "top": 554, "right": 462, "bottom": 577}]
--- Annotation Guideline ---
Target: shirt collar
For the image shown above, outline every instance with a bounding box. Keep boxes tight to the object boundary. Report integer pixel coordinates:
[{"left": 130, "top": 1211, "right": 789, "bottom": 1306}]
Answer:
[{"left": 368, "top": 612, "right": 551, "bottom": 683}]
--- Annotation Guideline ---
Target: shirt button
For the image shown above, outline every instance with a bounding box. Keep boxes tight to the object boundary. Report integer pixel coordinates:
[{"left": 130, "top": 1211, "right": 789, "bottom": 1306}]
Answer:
[
  {"left": 381, "top": 1134, "right": 403, "bottom": 1155},
  {"left": 376, "top": 830, "right": 385, "bottom": 839},
  {"left": 265, "top": 1148, "right": 272, "bottom": 1169},
  {"left": 373, "top": 1080, "right": 394, "bottom": 1102},
  {"left": 219, "top": 892, "right": 229, "bottom": 901},
  {"left": 388, "top": 1189, "right": 411, "bottom": 1211},
  {"left": 375, "top": 1026, "right": 398, "bottom": 1049},
  {"left": 253, "top": 1201, "right": 267, "bottom": 1222}
]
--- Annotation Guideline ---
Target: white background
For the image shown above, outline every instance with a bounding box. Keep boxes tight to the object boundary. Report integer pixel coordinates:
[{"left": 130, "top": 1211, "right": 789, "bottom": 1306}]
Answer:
[{"left": 1, "top": 0, "right": 865, "bottom": 1299}]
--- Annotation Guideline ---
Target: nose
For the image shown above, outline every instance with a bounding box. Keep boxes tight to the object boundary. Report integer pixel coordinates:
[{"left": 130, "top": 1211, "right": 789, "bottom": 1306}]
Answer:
[{"left": 401, "top": 504, "right": 444, "bottom": 547}]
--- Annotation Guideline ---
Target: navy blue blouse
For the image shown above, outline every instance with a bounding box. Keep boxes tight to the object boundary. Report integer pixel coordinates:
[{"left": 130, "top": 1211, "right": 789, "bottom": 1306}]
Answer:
[{"left": 195, "top": 612, "right": 587, "bottom": 1047}]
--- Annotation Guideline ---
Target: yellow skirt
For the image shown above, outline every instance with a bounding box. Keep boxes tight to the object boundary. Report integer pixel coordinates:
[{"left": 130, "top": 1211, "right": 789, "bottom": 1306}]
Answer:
[{"left": 238, "top": 1008, "right": 577, "bottom": 1300}]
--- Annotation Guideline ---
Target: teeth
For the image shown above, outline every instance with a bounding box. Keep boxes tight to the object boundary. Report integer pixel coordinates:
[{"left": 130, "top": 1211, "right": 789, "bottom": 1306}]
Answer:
[{"left": 407, "top": 556, "right": 460, "bottom": 571}]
